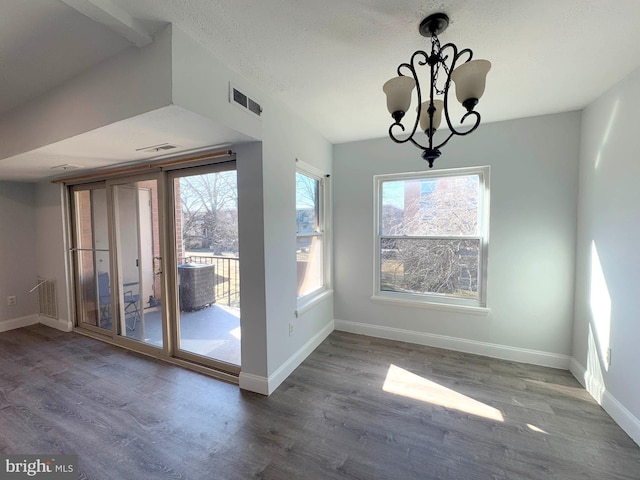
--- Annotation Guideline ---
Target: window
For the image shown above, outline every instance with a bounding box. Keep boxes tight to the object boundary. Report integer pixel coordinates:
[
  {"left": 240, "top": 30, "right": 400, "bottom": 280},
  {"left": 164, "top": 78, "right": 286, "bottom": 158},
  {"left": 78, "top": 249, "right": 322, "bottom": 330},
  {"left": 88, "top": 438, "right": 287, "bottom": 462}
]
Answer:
[
  {"left": 296, "top": 165, "right": 327, "bottom": 302},
  {"left": 374, "top": 166, "right": 489, "bottom": 308}
]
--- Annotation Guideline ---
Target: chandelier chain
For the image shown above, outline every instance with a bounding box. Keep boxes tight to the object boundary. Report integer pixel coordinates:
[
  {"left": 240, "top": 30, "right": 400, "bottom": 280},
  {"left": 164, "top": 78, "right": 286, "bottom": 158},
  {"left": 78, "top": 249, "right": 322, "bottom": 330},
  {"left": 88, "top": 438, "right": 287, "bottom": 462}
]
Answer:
[{"left": 431, "top": 35, "right": 450, "bottom": 96}]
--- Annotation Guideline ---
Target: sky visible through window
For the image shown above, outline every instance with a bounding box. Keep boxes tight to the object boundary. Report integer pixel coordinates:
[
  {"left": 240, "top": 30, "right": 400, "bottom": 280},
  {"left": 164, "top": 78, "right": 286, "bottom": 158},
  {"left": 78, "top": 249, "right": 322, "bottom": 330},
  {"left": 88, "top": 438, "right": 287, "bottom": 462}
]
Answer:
[{"left": 382, "top": 181, "right": 405, "bottom": 209}]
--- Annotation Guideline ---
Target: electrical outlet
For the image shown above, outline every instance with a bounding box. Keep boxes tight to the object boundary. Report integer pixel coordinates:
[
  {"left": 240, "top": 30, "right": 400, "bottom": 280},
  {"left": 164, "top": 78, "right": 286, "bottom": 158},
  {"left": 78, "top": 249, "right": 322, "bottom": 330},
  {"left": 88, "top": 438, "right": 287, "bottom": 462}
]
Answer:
[
  {"left": 7, "top": 295, "right": 16, "bottom": 306},
  {"left": 606, "top": 348, "right": 612, "bottom": 366},
  {"left": 289, "top": 322, "right": 294, "bottom": 336}
]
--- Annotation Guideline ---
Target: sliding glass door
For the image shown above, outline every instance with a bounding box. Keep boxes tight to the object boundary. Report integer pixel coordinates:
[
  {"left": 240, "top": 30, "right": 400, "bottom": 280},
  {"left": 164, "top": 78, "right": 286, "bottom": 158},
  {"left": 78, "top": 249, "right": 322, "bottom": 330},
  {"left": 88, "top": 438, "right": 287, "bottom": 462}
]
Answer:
[
  {"left": 109, "top": 175, "right": 165, "bottom": 348},
  {"left": 169, "top": 163, "right": 241, "bottom": 373},
  {"left": 69, "top": 157, "right": 241, "bottom": 374},
  {"left": 70, "top": 173, "right": 166, "bottom": 351},
  {"left": 71, "top": 184, "right": 111, "bottom": 333}
]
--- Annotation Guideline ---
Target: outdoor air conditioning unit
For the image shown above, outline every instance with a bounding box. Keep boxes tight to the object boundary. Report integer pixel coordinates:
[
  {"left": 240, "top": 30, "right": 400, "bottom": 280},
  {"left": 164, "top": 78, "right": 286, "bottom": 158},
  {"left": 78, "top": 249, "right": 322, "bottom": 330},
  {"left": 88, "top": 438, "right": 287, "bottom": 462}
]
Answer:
[{"left": 178, "top": 263, "right": 215, "bottom": 311}]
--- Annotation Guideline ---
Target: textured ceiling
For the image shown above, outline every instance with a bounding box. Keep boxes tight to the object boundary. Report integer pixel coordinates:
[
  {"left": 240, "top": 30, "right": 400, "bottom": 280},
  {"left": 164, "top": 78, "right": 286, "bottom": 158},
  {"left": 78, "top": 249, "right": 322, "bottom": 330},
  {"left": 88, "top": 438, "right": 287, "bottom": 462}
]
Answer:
[
  {"left": 107, "top": 0, "right": 640, "bottom": 143},
  {"left": 2, "top": 0, "right": 640, "bottom": 180}
]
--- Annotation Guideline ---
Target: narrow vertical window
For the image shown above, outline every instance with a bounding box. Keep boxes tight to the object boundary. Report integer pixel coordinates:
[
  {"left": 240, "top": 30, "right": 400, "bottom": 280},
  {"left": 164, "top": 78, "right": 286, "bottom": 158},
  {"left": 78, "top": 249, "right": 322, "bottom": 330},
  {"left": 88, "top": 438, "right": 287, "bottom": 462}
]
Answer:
[{"left": 296, "top": 169, "right": 325, "bottom": 300}]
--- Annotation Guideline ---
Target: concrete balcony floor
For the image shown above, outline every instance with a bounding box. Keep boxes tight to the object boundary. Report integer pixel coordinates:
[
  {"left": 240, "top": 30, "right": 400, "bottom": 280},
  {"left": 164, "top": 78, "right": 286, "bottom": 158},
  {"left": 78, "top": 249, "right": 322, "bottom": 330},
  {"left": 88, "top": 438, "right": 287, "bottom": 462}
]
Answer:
[{"left": 118, "top": 303, "right": 241, "bottom": 366}]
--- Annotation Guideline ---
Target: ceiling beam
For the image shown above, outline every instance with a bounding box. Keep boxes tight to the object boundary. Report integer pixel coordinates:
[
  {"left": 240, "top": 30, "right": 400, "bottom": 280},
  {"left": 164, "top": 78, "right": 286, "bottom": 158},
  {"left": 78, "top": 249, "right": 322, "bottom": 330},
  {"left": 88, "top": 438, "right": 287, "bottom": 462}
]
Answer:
[{"left": 60, "top": 0, "right": 153, "bottom": 47}]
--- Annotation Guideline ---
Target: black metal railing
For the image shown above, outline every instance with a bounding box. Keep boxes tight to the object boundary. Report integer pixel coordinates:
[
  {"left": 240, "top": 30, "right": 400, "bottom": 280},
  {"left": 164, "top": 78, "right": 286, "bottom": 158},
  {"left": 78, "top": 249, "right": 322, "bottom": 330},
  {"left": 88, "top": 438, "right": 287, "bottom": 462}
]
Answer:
[{"left": 179, "top": 255, "right": 240, "bottom": 307}]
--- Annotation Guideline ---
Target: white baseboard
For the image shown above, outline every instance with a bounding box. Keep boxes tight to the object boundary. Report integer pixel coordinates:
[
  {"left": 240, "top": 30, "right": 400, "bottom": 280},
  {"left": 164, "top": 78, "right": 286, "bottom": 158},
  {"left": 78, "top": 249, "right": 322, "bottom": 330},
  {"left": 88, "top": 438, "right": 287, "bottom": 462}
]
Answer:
[
  {"left": 239, "top": 319, "right": 335, "bottom": 396},
  {"left": 39, "top": 316, "right": 72, "bottom": 332},
  {"left": 0, "top": 315, "right": 39, "bottom": 332},
  {"left": 569, "top": 357, "right": 605, "bottom": 401},
  {"left": 267, "top": 320, "right": 334, "bottom": 394},
  {"left": 0, "top": 315, "right": 72, "bottom": 333},
  {"left": 570, "top": 358, "right": 640, "bottom": 447},
  {"left": 238, "top": 372, "right": 269, "bottom": 395},
  {"left": 334, "top": 319, "right": 571, "bottom": 370}
]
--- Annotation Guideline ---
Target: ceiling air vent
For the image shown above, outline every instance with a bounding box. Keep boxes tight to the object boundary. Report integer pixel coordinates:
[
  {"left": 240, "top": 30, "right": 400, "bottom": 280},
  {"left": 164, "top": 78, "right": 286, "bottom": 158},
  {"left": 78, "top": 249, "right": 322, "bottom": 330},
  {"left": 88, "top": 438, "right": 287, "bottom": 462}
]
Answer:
[
  {"left": 248, "top": 98, "right": 262, "bottom": 116},
  {"left": 136, "top": 143, "right": 180, "bottom": 153},
  {"left": 230, "top": 84, "right": 262, "bottom": 118},
  {"left": 233, "top": 88, "right": 248, "bottom": 108},
  {"left": 51, "top": 163, "right": 82, "bottom": 171}
]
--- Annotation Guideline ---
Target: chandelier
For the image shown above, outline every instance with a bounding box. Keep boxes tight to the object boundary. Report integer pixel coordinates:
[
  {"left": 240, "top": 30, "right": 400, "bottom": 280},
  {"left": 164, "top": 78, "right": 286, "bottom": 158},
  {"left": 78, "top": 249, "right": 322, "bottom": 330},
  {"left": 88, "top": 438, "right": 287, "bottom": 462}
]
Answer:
[{"left": 383, "top": 13, "right": 491, "bottom": 168}]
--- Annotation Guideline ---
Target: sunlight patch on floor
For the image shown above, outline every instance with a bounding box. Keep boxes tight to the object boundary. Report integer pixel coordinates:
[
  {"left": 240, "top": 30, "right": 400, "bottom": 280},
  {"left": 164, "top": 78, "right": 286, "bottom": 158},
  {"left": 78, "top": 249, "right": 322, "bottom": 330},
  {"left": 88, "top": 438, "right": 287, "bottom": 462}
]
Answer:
[
  {"left": 527, "top": 423, "right": 549, "bottom": 434},
  {"left": 180, "top": 338, "right": 228, "bottom": 354},
  {"left": 229, "top": 326, "right": 241, "bottom": 339},
  {"left": 383, "top": 364, "right": 504, "bottom": 422},
  {"left": 218, "top": 305, "right": 241, "bottom": 318}
]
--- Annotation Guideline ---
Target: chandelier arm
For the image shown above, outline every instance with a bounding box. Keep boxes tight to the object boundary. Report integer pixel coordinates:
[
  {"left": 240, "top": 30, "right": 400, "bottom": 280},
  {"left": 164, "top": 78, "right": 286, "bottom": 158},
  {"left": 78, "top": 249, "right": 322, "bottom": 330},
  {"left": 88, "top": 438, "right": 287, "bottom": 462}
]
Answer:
[
  {"left": 434, "top": 111, "right": 482, "bottom": 150},
  {"left": 439, "top": 43, "right": 460, "bottom": 137},
  {"left": 387, "top": 51, "right": 428, "bottom": 144},
  {"left": 387, "top": 123, "right": 405, "bottom": 143},
  {"left": 440, "top": 44, "right": 473, "bottom": 64},
  {"left": 407, "top": 50, "right": 428, "bottom": 143},
  {"left": 408, "top": 136, "right": 430, "bottom": 151},
  {"left": 396, "top": 62, "right": 412, "bottom": 78},
  {"left": 439, "top": 44, "right": 482, "bottom": 139},
  {"left": 433, "top": 131, "right": 456, "bottom": 150},
  {"left": 409, "top": 50, "right": 429, "bottom": 69},
  {"left": 388, "top": 112, "right": 413, "bottom": 144},
  {"left": 426, "top": 38, "right": 438, "bottom": 152}
]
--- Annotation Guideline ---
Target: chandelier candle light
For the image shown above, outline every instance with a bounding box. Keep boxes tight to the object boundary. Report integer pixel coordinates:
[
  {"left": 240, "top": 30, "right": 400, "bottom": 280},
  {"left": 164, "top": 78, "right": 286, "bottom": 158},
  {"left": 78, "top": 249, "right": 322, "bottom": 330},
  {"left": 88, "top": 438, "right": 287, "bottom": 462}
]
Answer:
[{"left": 383, "top": 13, "right": 491, "bottom": 168}]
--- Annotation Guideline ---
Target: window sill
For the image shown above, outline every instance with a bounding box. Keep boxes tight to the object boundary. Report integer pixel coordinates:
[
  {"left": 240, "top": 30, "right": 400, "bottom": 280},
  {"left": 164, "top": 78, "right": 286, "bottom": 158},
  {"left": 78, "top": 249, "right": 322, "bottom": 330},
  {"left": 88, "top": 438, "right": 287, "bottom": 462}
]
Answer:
[
  {"left": 296, "top": 289, "right": 333, "bottom": 317},
  {"left": 370, "top": 294, "right": 490, "bottom": 316}
]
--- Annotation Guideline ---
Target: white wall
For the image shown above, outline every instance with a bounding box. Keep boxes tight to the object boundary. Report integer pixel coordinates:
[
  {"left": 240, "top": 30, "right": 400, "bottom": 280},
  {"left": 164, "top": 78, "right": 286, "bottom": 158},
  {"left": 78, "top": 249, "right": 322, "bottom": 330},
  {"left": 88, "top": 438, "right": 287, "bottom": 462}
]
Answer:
[
  {"left": 0, "top": 26, "right": 173, "bottom": 329},
  {"left": 0, "top": 182, "right": 39, "bottom": 329},
  {"left": 260, "top": 87, "right": 333, "bottom": 393},
  {"left": 0, "top": 25, "right": 172, "bottom": 161},
  {"left": 333, "top": 112, "right": 580, "bottom": 366},
  {"left": 171, "top": 27, "right": 262, "bottom": 142},
  {"left": 0, "top": 182, "right": 70, "bottom": 332},
  {"left": 0, "top": 24, "right": 333, "bottom": 394},
  {"left": 35, "top": 182, "right": 71, "bottom": 331},
  {"left": 571, "top": 67, "right": 640, "bottom": 444},
  {"left": 170, "top": 26, "right": 334, "bottom": 393},
  {"left": 235, "top": 142, "right": 269, "bottom": 379},
  {"left": 0, "top": 24, "right": 332, "bottom": 395}
]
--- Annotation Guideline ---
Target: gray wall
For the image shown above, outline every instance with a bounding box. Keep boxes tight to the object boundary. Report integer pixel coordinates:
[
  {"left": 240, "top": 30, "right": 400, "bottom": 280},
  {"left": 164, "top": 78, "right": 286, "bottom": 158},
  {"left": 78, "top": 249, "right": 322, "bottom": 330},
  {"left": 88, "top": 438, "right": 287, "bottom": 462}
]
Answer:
[
  {"left": 0, "top": 182, "right": 38, "bottom": 322},
  {"left": 572, "top": 66, "right": 640, "bottom": 440},
  {"left": 35, "top": 182, "right": 70, "bottom": 327},
  {"left": 333, "top": 112, "right": 580, "bottom": 363}
]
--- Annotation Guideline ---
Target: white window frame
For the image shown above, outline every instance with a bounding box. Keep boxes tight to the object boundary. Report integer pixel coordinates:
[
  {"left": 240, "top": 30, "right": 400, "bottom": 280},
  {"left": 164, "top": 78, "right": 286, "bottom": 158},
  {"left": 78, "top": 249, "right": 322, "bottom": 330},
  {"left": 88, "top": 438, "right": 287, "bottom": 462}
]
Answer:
[
  {"left": 296, "top": 161, "right": 332, "bottom": 313},
  {"left": 373, "top": 166, "right": 490, "bottom": 314}
]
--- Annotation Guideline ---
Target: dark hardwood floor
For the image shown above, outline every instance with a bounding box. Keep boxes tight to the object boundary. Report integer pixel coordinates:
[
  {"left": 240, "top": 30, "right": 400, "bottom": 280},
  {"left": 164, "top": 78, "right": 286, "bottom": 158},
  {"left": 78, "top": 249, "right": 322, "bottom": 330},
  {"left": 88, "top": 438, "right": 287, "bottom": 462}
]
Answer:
[{"left": 1, "top": 325, "right": 639, "bottom": 479}]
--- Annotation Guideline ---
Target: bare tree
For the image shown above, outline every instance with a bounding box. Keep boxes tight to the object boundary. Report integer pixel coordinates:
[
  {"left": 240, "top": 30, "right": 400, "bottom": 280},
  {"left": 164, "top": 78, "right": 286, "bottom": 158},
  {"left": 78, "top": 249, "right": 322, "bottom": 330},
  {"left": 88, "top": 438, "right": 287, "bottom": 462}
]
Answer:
[
  {"left": 381, "top": 175, "right": 479, "bottom": 297},
  {"left": 180, "top": 171, "right": 238, "bottom": 254},
  {"left": 296, "top": 172, "right": 318, "bottom": 234}
]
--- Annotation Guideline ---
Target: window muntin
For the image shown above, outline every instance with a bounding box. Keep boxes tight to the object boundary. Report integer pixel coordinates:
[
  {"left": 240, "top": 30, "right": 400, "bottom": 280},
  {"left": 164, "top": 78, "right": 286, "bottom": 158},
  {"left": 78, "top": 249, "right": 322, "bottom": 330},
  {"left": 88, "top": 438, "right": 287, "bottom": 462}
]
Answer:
[
  {"left": 296, "top": 170, "right": 325, "bottom": 299},
  {"left": 376, "top": 167, "right": 489, "bottom": 307}
]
